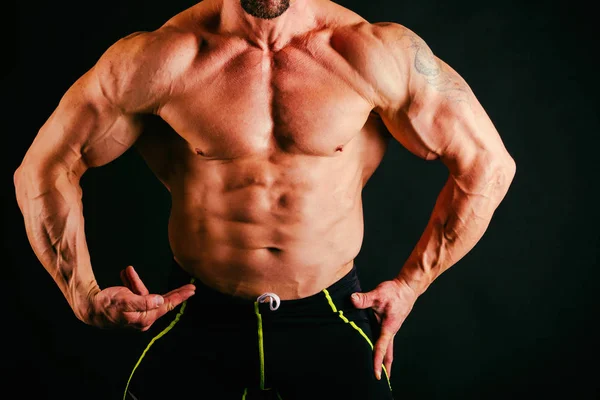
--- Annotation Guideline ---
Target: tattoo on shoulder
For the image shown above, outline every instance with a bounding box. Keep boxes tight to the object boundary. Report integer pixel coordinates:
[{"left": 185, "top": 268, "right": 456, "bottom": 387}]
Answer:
[{"left": 406, "top": 34, "right": 471, "bottom": 104}]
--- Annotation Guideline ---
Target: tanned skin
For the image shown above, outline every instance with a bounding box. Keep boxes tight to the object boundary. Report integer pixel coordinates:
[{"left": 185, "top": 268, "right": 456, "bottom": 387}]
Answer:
[{"left": 14, "top": 0, "right": 516, "bottom": 381}]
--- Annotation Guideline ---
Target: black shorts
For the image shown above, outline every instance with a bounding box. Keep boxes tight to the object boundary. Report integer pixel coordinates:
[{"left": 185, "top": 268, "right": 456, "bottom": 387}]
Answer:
[{"left": 123, "top": 260, "right": 394, "bottom": 400}]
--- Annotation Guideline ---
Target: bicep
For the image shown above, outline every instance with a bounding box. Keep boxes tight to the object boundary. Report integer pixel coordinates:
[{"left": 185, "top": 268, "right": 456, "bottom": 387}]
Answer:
[
  {"left": 24, "top": 67, "right": 143, "bottom": 176},
  {"left": 379, "top": 30, "right": 513, "bottom": 182}
]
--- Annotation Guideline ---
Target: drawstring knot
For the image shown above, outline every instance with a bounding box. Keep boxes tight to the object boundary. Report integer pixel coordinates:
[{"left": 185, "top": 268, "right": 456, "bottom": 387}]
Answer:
[{"left": 256, "top": 292, "right": 281, "bottom": 311}]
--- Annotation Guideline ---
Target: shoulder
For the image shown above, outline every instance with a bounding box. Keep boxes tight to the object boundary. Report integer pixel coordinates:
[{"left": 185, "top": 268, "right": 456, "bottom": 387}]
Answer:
[
  {"left": 329, "top": 21, "right": 413, "bottom": 65},
  {"left": 99, "top": 1, "right": 210, "bottom": 69},
  {"left": 102, "top": 28, "right": 198, "bottom": 74},
  {"left": 93, "top": 10, "right": 204, "bottom": 112},
  {"left": 328, "top": 21, "right": 419, "bottom": 107}
]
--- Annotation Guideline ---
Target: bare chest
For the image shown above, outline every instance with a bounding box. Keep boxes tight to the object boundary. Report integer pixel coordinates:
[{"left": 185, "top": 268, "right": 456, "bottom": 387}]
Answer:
[{"left": 159, "top": 40, "right": 376, "bottom": 159}]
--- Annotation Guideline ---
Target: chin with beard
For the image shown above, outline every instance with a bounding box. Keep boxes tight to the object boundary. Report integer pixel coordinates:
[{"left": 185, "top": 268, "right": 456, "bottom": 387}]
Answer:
[{"left": 240, "top": 0, "right": 291, "bottom": 19}]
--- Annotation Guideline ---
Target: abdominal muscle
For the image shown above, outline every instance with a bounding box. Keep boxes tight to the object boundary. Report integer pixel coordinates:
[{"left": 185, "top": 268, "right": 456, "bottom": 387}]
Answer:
[{"left": 166, "top": 151, "right": 366, "bottom": 300}]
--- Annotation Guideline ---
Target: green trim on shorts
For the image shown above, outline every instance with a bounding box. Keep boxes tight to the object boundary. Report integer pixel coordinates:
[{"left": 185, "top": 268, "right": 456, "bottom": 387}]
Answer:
[
  {"left": 254, "top": 302, "right": 266, "bottom": 390},
  {"left": 122, "top": 278, "right": 196, "bottom": 400},
  {"left": 322, "top": 288, "right": 392, "bottom": 391}
]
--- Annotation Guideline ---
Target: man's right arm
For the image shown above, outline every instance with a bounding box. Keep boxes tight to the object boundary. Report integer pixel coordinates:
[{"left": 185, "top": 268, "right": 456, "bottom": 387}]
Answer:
[{"left": 13, "top": 28, "right": 195, "bottom": 325}]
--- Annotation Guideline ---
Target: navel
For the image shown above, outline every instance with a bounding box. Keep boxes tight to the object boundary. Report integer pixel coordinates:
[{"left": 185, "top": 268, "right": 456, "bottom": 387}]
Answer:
[
  {"left": 265, "top": 247, "right": 283, "bottom": 254},
  {"left": 195, "top": 148, "right": 205, "bottom": 156},
  {"left": 335, "top": 145, "right": 344, "bottom": 152}
]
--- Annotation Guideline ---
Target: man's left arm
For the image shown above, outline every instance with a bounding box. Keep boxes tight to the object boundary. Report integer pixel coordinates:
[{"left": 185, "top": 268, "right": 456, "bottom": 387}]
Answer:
[{"left": 350, "top": 24, "right": 517, "bottom": 380}]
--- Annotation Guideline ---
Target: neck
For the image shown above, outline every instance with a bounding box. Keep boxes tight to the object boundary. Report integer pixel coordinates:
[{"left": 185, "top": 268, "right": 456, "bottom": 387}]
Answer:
[{"left": 220, "top": 0, "right": 317, "bottom": 50}]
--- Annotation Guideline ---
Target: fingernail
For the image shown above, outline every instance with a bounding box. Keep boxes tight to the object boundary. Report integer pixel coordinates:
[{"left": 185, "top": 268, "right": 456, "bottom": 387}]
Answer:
[
  {"left": 376, "top": 371, "right": 381, "bottom": 380},
  {"left": 155, "top": 296, "right": 164, "bottom": 307},
  {"left": 351, "top": 293, "right": 359, "bottom": 301}
]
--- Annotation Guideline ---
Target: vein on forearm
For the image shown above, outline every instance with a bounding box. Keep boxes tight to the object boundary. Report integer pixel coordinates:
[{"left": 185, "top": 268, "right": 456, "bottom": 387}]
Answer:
[
  {"left": 402, "top": 164, "right": 511, "bottom": 293},
  {"left": 19, "top": 166, "right": 96, "bottom": 308}
]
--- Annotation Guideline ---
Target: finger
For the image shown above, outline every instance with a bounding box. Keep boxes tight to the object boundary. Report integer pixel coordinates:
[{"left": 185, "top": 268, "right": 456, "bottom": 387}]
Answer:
[
  {"left": 383, "top": 337, "right": 394, "bottom": 378},
  {"left": 373, "top": 330, "right": 394, "bottom": 380},
  {"left": 122, "top": 293, "right": 166, "bottom": 312},
  {"left": 143, "top": 285, "right": 196, "bottom": 322},
  {"left": 120, "top": 269, "right": 131, "bottom": 288},
  {"left": 165, "top": 283, "right": 197, "bottom": 297},
  {"left": 125, "top": 265, "right": 150, "bottom": 296},
  {"left": 162, "top": 284, "right": 196, "bottom": 310},
  {"left": 351, "top": 291, "right": 375, "bottom": 310}
]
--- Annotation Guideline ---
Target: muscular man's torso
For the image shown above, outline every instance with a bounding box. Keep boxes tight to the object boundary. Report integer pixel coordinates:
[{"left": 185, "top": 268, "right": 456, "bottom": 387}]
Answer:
[{"left": 134, "top": 1, "right": 397, "bottom": 299}]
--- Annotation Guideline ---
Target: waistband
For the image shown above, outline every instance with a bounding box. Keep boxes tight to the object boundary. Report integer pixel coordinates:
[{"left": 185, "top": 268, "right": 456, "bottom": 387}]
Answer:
[{"left": 170, "top": 259, "right": 362, "bottom": 316}]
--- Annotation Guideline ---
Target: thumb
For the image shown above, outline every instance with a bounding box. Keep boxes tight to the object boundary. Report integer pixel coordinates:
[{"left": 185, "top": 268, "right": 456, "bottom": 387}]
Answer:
[
  {"left": 351, "top": 291, "right": 374, "bottom": 309},
  {"left": 150, "top": 295, "right": 165, "bottom": 309},
  {"left": 122, "top": 294, "right": 164, "bottom": 312}
]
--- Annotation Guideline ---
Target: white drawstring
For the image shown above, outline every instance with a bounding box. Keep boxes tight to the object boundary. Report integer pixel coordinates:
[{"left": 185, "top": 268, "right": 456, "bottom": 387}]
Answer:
[{"left": 257, "top": 292, "right": 281, "bottom": 311}]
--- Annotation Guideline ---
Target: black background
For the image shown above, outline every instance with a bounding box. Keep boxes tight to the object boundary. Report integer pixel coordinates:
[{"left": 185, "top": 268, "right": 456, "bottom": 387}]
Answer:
[{"left": 4, "top": 0, "right": 599, "bottom": 399}]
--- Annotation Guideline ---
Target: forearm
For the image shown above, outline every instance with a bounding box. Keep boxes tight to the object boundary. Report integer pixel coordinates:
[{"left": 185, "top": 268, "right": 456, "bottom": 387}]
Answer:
[
  {"left": 14, "top": 164, "right": 99, "bottom": 321},
  {"left": 397, "top": 159, "right": 516, "bottom": 295}
]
